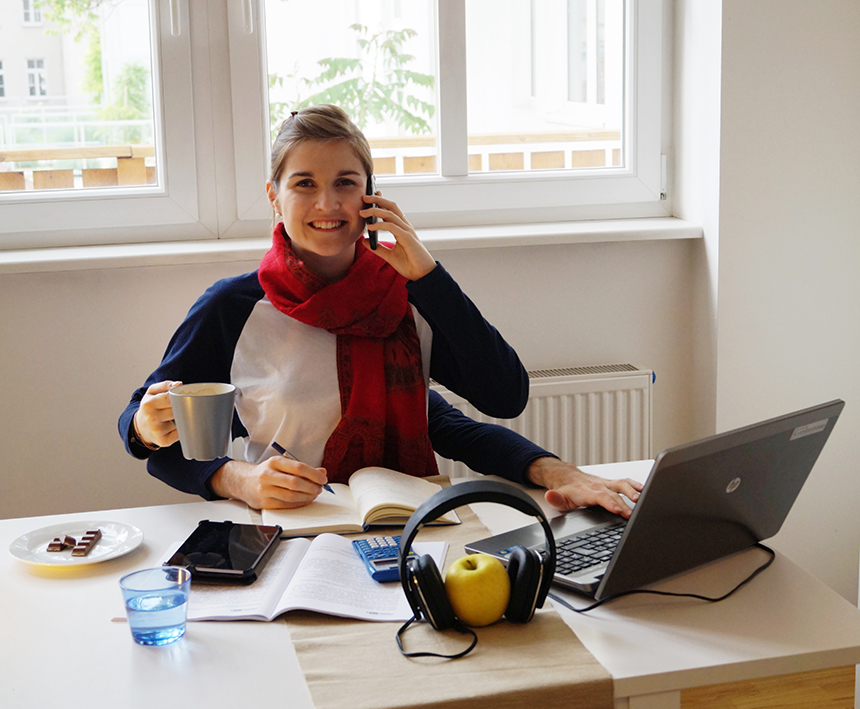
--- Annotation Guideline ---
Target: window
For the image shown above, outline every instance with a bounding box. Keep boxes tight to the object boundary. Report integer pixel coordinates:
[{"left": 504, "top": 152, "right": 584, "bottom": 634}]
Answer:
[
  {"left": 0, "top": 0, "right": 200, "bottom": 246},
  {"left": 21, "top": 0, "right": 41, "bottom": 25},
  {"left": 26, "top": 59, "right": 46, "bottom": 97},
  {"left": 0, "top": 61, "right": 5, "bottom": 99},
  {"left": 0, "top": 0, "right": 667, "bottom": 250},
  {"left": 464, "top": 0, "right": 623, "bottom": 174}
]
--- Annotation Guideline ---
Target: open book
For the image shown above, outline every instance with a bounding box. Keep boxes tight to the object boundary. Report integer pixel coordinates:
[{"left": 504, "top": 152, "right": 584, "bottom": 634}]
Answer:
[
  {"left": 184, "top": 533, "right": 447, "bottom": 622},
  {"left": 261, "top": 467, "right": 459, "bottom": 536}
]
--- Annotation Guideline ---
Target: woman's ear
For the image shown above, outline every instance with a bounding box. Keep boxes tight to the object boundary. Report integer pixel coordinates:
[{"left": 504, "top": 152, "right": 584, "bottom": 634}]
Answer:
[{"left": 266, "top": 180, "right": 278, "bottom": 209}]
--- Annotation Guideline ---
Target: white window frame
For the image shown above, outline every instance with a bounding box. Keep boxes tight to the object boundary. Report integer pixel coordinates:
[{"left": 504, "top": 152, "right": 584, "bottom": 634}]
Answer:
[
  {"left": 0, "top": 0, "right": 210, "bottom": 250},
  {"left": 0, "top": 0, "right": 666, "bottom": 250},
  {"left": 228, "top": 0, "right": 666, "bottom": 232}
]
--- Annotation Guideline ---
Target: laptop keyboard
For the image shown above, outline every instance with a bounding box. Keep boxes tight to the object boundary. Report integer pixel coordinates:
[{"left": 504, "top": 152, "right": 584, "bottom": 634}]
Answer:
[{"left": 555, "top": 521, "right": 627, "bottom": 575}]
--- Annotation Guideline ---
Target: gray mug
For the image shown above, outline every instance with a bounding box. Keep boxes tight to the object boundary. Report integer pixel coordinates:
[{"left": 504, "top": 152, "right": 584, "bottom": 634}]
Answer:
[{"left": 168, "top": 383, "right": 236, "bottom": 461}]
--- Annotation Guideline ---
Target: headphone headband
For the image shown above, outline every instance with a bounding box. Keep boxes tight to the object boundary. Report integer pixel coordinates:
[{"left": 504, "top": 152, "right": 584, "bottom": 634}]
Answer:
[{"left": 398, "top": 480, "right": 556, "bottom": 607}]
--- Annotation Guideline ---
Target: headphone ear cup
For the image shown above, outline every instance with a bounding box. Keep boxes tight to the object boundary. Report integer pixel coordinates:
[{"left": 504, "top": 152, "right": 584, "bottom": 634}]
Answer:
[
  {"left": 411, "top": 554, "right": 458, "bottom": 631},
  {"left": 505, "top": 546, "right": 543, "bottom": 623}
]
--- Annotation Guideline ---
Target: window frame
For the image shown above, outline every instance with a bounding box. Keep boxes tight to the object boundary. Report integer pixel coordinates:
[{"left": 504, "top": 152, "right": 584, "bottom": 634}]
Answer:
[
  {"left": 0, "top": 0, "right": 667, "bottom": 251},
  {"left": 230, "top": 0, "right": 666, "bottom": 232},
  {"left": 0, "top": 0, "right": 210, "bottom": 250}
]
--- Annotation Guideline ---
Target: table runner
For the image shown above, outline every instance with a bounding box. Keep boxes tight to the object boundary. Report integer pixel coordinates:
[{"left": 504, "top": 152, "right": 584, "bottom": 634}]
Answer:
[{"left": 285, "top": 501, "right": 613, "bottom": 709}]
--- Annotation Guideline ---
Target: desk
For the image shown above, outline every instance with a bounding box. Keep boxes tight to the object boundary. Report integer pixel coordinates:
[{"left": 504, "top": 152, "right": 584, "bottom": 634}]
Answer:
[
  {"left": 1, "top": 500, "right": 313, "bottom": 709},
  {"left": 463, "top": 461, "right": 860, "bottom": 709},
  {"left": 3, "top": 466, "right": 860, "bottom": 709}
]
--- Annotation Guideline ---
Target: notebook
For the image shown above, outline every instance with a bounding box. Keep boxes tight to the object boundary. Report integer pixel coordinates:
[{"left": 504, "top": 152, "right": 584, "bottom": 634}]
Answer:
[{"left": 466, "top": 399, "right": 844, "bottom": 601}]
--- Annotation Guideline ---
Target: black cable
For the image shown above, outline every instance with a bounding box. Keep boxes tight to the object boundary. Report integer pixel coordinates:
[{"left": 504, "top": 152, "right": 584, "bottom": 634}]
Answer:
[
  {"left": 395, "top": 616, "right": 478, "bottom": 659},
  {"left": 548, "top": 543, "right": 777, "bottom": 614}
]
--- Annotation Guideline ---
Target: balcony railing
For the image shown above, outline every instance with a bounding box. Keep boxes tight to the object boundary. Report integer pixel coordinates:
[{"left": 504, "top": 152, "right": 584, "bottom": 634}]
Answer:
[
  {"left": 0, "top": 129, "right": 621, "bottom": 193},
  {"left": 0, "top": 145, "right": 156, "bottom": 191}
]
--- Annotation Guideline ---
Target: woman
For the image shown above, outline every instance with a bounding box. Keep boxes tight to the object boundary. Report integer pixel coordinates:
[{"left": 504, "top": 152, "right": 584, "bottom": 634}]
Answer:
[{"left": 119, "top": 105, "right": 641, "bottom": 516}]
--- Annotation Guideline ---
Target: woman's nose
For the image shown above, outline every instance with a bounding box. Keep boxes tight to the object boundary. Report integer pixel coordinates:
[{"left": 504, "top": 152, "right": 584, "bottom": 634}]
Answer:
[{"left": 315, "top": 187, "right": 340, "bottom": 211}]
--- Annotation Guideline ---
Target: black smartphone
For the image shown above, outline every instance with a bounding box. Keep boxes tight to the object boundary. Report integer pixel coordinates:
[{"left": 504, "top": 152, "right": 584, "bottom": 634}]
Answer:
[
  {"left": 165, "top": 520, "right": 282, "bottom": 585},
  {"left": 365, "top": 174, "right": 378, "bottom": 250}
]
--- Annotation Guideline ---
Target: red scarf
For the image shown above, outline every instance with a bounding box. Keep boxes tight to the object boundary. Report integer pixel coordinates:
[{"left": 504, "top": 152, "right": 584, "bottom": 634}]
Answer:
[{"left": 258, "top": 223, "right": 438, "bottom": 483}]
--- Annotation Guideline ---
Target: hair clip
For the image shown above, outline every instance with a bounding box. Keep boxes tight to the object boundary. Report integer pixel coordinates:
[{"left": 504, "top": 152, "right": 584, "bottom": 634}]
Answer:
[{"left": 290, "top": 111, "right": 298, "bottom": 117}]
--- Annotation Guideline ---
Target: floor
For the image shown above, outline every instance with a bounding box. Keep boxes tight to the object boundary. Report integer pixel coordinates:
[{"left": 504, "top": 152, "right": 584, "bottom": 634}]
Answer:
[{"left": 681, "top": 666, "right": 854, "bottom": 709}]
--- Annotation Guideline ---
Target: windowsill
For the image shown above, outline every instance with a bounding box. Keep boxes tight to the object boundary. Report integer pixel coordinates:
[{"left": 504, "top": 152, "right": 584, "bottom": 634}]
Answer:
[{"left": 0, "top": 217, "right": 702, "bottom": 275}]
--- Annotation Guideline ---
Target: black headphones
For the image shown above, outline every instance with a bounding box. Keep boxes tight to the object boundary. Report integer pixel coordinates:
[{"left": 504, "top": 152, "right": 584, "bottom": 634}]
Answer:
[{"left": 396, "top": 480, "right": 556, "bottom": 658}]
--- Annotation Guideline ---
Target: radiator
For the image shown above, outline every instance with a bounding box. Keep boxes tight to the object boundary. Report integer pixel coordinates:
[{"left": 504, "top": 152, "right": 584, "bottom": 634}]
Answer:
[{"left": 431, "top": 364, "right": 654, "bottom": 477}]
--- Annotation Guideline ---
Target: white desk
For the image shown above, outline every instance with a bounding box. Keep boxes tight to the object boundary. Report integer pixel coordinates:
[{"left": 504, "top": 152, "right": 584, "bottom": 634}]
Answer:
[
  {"left": 463, "top": 461, "right": 860, "bottom": 709},
  {"left": 3, "top": 466, "right": 860, "bottom": 709},
  {"left": 1, "top": 500, "right": 313, "bottom": 709}
]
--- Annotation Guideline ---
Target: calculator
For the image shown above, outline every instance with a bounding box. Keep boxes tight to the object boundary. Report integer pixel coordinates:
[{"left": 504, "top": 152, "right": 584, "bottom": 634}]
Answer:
[{"left": 352, "top": 536, "right": 412, "bottom": 583}]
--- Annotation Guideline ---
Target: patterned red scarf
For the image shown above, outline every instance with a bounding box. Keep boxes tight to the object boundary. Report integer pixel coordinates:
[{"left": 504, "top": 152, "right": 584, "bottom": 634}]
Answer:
[{"left": 258, "top": 223, "right": 438, "bottom": 483}]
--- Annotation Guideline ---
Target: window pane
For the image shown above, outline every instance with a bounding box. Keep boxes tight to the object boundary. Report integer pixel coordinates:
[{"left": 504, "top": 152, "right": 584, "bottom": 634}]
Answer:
[
  {"left": 264, "top": 0, "right": 437, "bottom": 176},
  {"left": 0, "top": 0, "right": 157, "bottom": 194},
  {"left": 466, "top": 0, "right": 624, "bottom": 174}
]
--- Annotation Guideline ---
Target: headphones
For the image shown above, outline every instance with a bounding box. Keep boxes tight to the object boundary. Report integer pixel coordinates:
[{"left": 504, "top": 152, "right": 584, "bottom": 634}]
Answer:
[{"left": 397, "top": 480, "right": 556, "bottom": 657}]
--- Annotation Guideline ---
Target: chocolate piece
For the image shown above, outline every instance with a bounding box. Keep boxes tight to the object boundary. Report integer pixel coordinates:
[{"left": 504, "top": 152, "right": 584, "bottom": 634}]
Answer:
[
  {"left": 71, "top": 529, "right": 102, "bottom": 557},
  {"left": 47, "top": 534, "right": 76, "bottom": 552}
]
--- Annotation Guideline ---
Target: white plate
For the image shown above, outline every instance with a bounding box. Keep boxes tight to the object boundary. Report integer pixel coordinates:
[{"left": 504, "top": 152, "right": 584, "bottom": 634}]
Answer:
[{"left": 9, "top": 520, "right": 145, "bottom": 566}]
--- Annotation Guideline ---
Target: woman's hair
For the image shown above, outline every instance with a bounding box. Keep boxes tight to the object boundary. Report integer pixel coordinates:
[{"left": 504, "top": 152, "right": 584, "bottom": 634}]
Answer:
[{"left": 270, "top": 105, "right": 373, "bottom": 189}]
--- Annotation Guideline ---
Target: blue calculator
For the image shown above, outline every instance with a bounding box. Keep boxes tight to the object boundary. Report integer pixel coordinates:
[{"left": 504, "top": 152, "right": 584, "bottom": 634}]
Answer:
[{"left": 352, "top": 536, "right": 411, "bottom": 583}]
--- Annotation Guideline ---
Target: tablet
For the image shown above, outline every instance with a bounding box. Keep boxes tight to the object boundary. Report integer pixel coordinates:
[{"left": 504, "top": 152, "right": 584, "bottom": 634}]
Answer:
[{"left": 165, "top": 520, "right": 282, "bottom": 585}]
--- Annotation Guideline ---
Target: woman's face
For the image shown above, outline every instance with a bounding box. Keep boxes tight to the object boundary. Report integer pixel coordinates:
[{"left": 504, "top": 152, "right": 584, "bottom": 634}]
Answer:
[{"left": 267, "top": 140, "right": 369, "bottom": 282}]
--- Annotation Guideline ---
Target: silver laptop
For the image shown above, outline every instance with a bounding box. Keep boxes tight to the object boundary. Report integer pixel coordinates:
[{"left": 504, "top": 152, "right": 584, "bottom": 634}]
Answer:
[{"left": 466, "top": 399, "right": 844, "bottom": 601}]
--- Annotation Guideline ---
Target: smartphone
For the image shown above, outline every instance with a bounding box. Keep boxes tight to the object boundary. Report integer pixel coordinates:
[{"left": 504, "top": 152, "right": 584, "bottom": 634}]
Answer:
[
  {"left": 365, "top": 174, "right": 378, "bottom": 250},
  {"left": 165, "top": 520, "right": 282, "bottom": 585}
]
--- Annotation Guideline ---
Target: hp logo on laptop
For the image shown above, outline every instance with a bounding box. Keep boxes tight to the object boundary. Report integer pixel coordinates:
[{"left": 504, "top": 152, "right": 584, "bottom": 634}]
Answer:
[{"left": 726, "top": 477, "right": 742, "bottom": 494}]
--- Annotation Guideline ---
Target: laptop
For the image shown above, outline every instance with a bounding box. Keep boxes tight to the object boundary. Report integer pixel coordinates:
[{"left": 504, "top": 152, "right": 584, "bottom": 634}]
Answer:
[{"left": 466, "top": 399, "right": 844, "bottom": 601}]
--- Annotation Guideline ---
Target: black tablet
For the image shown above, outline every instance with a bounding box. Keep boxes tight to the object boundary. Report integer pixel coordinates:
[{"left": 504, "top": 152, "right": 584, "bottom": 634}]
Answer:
[{"left": 165, "top": 520, "right": 282, "bottom": 585}]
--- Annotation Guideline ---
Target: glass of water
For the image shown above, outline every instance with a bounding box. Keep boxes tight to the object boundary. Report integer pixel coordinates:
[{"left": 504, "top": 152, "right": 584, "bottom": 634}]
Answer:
[{"left": 119, "top": 566, "right": 192, "bottom": 646}]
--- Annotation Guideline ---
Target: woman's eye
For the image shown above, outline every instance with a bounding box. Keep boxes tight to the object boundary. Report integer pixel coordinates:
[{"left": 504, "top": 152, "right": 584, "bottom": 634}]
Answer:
[
  {"left": 294, "top": 179, "right": 314, "bottom": 188},
  {"left": 338, "top": 178, "right": 358, "bottom": 188}
]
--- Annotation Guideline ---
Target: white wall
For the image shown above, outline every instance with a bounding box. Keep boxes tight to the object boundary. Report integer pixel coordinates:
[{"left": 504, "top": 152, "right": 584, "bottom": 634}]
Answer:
[
  {"left": 712, "top": 0, "right": 860, "bottom": 602},
  {"left": 0, "top": 237, "right": 697, "bottom": 521}
]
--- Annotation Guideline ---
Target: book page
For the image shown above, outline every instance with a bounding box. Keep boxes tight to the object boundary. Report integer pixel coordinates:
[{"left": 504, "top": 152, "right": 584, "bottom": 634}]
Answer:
[
  {"left": 276, "top": 533, "right": 415, "bottom": 621},
  {"left": 185, "top": 537, "right": 310, "bottom": 621},
  {"left": 349, "top": 468, "right": 457, "bottom": 524},
  {"left": 262, "top": 483, "right": 364, "bottom": 535}
]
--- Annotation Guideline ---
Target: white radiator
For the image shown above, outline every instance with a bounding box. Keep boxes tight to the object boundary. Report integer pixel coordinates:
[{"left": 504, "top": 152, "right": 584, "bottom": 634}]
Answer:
[{"left": 431, "top": 364, "right": 654, "bottom": 477}]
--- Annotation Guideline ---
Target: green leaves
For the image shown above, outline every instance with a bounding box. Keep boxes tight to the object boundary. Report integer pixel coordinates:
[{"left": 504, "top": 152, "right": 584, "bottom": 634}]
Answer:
[{"left": 270, "top": 22, "right": 435, "bottom": 138}]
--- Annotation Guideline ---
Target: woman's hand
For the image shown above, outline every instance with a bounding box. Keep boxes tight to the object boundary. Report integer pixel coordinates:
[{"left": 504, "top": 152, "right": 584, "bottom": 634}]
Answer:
[
  {"left": 133, "top": 380, "right": 182, "bottom": 449},
  {"left": 360, "top": 192, "right": 437, "bottom": 281},
  {"left": 209, "top": 457, "right": 330, "bottom": 510},
  {"left": 527, "top": 457, "right": 643, "bottom": 518}
]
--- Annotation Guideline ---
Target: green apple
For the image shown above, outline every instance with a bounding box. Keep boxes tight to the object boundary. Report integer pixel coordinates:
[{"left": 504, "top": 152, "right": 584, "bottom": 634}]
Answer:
[{"left": 444, "top": 553, "right": 511, "bottom": 627}]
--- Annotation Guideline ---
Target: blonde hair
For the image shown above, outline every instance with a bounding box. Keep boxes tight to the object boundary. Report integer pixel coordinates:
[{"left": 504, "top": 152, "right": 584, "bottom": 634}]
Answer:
[{"left": 270, "top": 105, "right": 373, "bottom": 189}]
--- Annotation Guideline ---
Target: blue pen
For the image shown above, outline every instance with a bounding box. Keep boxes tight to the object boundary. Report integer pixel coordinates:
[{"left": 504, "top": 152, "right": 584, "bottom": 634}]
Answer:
[{"left": 272, "top": 442, "right": 334, "bottom": 494}]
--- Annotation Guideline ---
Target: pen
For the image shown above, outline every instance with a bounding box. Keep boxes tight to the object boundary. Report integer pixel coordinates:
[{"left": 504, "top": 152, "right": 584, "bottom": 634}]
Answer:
[{"left": 272, "top": 442, "right": 334, "bottom": 494}]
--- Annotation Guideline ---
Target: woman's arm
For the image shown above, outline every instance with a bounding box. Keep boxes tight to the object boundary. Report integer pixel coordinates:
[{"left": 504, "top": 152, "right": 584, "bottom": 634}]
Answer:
[
  {"left": 408, "top": 265, "right": 529, "bottom": 419},
  {"left": 117, "top": 272, "right": 261, "bottom": 499},
  {"left": 428, "top": 391, "right": 642, "bottom": 517},
  {"left": 360, "top": 192, "right": 528, "bottom": 419}
]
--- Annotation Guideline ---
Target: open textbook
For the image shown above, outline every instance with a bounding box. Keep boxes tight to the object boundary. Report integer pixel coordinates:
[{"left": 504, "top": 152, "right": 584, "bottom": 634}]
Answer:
[
  {"left": 262, "top": 467, "right": 459, "bottom": 536},
  {"left": 184, "top": 533, "right": 448, "bottom": 623}
]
